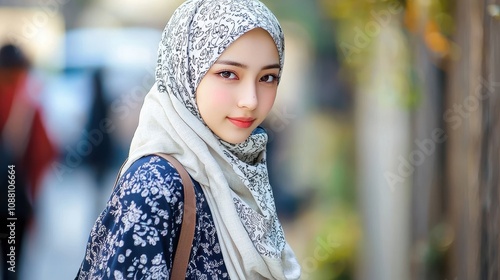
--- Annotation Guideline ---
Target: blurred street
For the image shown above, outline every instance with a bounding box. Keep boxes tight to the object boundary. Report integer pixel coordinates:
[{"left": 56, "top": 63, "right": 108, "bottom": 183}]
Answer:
[{"left": 19, "top": 168, "right": 115, "bottom": 280}]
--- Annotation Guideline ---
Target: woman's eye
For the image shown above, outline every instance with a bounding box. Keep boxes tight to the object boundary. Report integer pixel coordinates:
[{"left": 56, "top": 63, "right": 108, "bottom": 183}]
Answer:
[
  {"left": 260, "top": 74, "right": 278, "bottom": 83},
  {"left": 218, "top": 71, "right": 237, "bottom": 79}
]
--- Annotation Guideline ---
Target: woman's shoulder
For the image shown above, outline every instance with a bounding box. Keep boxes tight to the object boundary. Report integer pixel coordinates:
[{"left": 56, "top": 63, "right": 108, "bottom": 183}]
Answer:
[
  {"left": 126, "top": 154, "right": 181, "bottom": 177},
  {"left": 114, "top": 154, "right": 186, "bottom": 203}
]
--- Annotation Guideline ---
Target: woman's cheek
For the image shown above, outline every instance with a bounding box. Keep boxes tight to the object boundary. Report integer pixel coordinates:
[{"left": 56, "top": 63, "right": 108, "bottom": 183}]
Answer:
[
  {"left": 210, "top": 88, "right": 233, "bottom": 107},
  {"left": 261, "top": 91, "right": 277, "bottom": 115}
]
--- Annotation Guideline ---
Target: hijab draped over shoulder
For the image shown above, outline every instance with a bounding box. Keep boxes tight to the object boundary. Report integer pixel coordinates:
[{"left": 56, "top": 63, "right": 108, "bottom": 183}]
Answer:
[{"left": 122, "top": 0, "right": 301, "bottom": 278}]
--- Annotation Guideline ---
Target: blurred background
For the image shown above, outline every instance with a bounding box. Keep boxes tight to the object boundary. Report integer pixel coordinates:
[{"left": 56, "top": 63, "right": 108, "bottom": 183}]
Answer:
[{"left": 0, "top": 0, "right": 498, "bottom": 279}]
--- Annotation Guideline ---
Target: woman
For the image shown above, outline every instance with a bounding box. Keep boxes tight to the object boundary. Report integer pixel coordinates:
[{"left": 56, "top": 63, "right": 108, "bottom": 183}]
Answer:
[{"left": 76, "top": 0, "right": 301, "bottom": 279}]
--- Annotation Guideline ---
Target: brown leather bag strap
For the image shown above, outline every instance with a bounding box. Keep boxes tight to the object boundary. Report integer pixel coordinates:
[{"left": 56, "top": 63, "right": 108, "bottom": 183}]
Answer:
[
  {"left": 155, "top": 153, "right": 196, "bottom": 280},
  {"left": 113, "top": 157, "right": 128, "bottom": 187}
]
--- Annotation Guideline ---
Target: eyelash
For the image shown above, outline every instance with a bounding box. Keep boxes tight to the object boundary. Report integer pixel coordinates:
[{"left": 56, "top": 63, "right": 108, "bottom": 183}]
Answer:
[
  {"left": 217, "top": 71, "right": 237, "bottom": 80},
  {"left": 216, "top": 71, "right": 279, "bottom": 83},
  {"left": 260, "top": 74, "right": 278, "bottom": 83}
]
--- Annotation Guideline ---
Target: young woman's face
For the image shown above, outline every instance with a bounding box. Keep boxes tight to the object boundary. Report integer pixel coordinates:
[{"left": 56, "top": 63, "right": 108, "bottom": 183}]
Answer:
[{"left": 196, "top": 28, "right": 280, "bottom": 144}]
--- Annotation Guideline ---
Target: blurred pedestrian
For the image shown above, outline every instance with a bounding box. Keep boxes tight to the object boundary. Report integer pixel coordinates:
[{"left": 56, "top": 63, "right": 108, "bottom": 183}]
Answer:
[
  {"left": 82, "top": 68, "right": 113, "bottom": 185},
  {"left": 75, "top": 0, "right": 301, "bottom": 279},
  {"left": 0, "top": 44, "right": 57, "bottom": 280}
]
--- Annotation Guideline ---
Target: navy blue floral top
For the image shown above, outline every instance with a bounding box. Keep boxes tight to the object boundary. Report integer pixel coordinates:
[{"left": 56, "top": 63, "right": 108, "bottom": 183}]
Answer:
[{"left": 76, "top": 155, "right": 229, "bottom": 279}]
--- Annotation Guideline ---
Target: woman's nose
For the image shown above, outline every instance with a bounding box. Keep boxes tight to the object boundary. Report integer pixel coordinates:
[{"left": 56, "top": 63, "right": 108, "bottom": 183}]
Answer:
[{"left": 237, "top": 82, "right": 258, "bottom": 110}]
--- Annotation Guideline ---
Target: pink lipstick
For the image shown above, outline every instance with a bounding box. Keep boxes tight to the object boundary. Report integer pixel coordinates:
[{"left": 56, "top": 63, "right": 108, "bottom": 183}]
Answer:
[{"left": 227, "top": 117, "right": 255, "bottom": 128}]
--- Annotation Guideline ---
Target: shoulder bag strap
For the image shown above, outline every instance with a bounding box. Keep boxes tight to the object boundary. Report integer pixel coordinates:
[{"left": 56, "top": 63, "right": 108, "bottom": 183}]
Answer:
[
  {"left": 113, "top": 157, "right": 128, "bottom": 186},
  {"left": 155, "top": 153, "right": 197, "bottom": 280}
]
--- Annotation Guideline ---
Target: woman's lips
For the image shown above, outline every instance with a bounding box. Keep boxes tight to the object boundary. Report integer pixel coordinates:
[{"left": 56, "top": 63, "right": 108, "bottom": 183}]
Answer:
[{"left": 227, "top": 117, "right": 255, "bottom": 128}]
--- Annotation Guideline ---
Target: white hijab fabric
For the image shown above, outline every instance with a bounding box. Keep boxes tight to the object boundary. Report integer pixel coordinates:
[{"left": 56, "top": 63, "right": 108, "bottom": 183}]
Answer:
[{"left": 122, "top": 0, "right": 301, "bottom": 279}]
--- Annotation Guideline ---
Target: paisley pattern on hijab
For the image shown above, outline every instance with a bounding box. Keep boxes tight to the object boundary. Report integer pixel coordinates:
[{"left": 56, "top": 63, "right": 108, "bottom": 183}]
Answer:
[{"left": 156, "top": 0, "right": 284, "bottom": 121}]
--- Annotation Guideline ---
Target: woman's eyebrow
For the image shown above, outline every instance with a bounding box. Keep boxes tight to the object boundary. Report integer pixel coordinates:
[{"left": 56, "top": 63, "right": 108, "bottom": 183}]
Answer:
[
  {"left": 215, "top": 60, "right": 280, "bottom": 70},
  {"left": 262, "top": 63, "right": 280, "bottom": 70}
]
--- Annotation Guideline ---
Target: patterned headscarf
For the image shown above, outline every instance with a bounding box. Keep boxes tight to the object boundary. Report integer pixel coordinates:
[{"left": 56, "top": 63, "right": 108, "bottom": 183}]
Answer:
[
  {"left": 123, "top": 0, "right": 301, "bottom": 278},
  {"left": 156, "top": 0, "right": 284, "bottom": 121}
]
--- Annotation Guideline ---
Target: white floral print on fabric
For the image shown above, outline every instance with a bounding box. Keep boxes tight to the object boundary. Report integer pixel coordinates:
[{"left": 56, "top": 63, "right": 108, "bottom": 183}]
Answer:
[{"left": 77, "top": 156, "right": 229, "bottom": 279}]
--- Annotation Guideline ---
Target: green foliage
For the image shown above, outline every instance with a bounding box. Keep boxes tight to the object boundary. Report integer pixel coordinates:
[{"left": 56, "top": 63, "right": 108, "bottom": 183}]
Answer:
[{"left": 304, "top": 208, "right": 361, "bottom": 280}]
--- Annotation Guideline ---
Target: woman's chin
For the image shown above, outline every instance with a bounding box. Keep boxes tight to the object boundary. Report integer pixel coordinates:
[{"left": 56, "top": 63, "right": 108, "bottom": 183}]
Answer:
[{"left": 218, "top": 133, "right": 251, "bottom": 145}]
